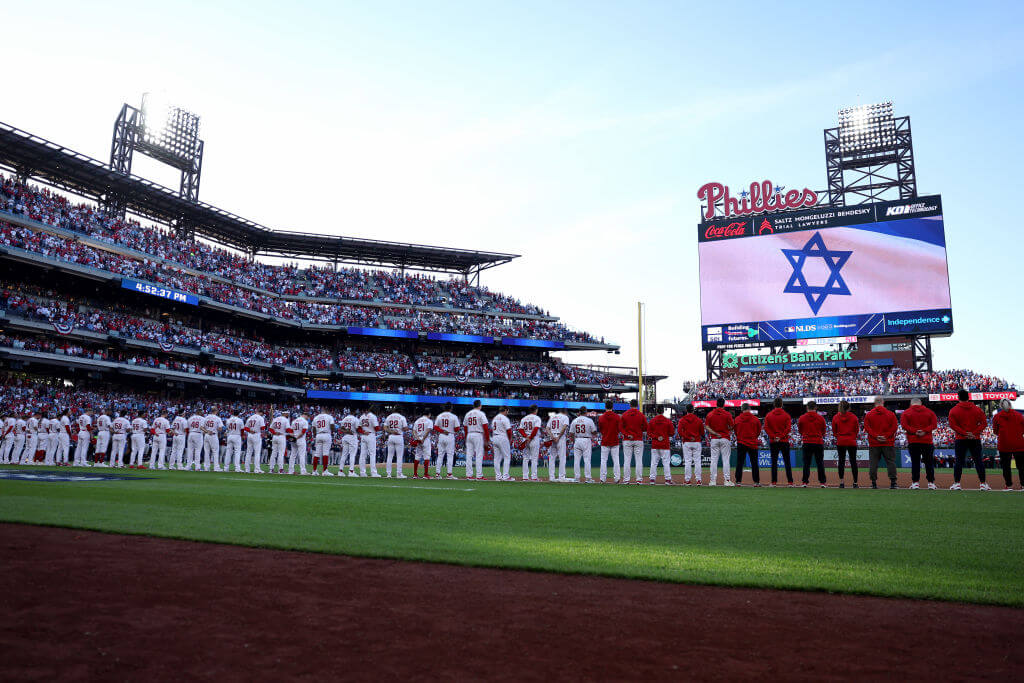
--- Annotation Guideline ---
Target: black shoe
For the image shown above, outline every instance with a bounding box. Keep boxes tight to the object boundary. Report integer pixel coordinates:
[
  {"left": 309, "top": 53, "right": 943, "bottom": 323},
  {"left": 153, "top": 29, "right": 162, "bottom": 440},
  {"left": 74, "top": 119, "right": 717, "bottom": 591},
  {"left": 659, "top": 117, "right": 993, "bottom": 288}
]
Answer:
[
  {"left": 839, "top": 482, "right": 845, "bottom": 489},
  {"left": 890, "top": 481, "right": 898, "bottom": 490},
  {"left": 852, "top": 483, "right": 859, "bottom": 489},
  {"left": 871, "top": 481, "right": 878, "bottom": 489}
]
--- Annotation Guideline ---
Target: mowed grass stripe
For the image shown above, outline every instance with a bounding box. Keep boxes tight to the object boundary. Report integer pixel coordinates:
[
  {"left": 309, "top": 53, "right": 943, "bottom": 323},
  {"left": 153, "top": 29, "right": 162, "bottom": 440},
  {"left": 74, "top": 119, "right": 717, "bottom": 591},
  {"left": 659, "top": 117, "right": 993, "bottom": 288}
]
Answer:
[{"left": 0, "top": 466, "right": 1021, "bottom": 606}]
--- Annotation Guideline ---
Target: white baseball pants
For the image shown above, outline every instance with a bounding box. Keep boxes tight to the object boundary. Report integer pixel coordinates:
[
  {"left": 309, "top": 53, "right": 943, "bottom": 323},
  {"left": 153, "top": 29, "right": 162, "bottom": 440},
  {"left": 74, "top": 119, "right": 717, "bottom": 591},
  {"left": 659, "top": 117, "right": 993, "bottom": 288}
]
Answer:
[
  {"left": 74, "top": 431, "right": 90, "bottom": 466},
  {"left": 599, "top": 445, "right": 621, "bottom": 482},
  {"left": 573, "top": 438, "right": 592, "bottom": 481},
  {"left": 491, "top": 437, "right": 510, "bottom": 479},
  {"left": 385, "top": 434, "right": 405, "bottom": 476},
  {"left": 682, "top": 442, "right": 702, "bottom": 483},
  {"left": 622, "top": 440, "right": 644, "bottom": 482},
  {"left": 435, "top": 433, "right": 455, "bottom": 476},
  {"left": 650, "top": 448, "right": 672, "bottom": 482},
  {"left": 465, "top": 432, "right": 485, "bottom": 478},
  {"left": 709, "top": 438, "right": 731, "bottom": 484}
]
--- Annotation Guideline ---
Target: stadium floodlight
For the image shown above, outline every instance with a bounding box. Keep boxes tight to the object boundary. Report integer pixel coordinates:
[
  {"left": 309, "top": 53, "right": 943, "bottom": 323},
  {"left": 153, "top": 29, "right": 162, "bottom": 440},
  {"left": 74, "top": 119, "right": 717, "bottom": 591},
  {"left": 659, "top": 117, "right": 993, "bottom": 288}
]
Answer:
[
  {"left": 837, "top": 102, "right": 895, "bottom": 155},
  {"left": 140, "top": 92, "right": 201, "bottom": 161}
]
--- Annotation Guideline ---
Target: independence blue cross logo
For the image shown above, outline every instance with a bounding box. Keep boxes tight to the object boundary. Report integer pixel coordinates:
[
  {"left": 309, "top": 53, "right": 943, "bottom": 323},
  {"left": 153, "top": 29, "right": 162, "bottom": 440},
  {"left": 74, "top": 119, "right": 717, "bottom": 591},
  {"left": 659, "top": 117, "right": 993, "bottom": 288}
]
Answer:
[{"left": 781, "top": 232, "right": 852, "bottom": 314}]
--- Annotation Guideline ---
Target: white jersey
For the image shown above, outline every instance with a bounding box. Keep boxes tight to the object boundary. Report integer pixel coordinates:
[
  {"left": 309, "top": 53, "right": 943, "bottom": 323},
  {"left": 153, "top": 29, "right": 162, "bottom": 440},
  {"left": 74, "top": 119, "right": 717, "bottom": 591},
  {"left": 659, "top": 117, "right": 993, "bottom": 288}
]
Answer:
[
  {"left": 48, "top": 417, "right": 63, "bottom": 434},
  {"left": 519, "top": 414, "right": 543, "bottom": 443},
  {"left": 14, "top": 419, "right": 27, "bottom": 436},
  {"left": 492, "top": 413, "right": 512, "bottom": 441},
  {"left": 340, "top": 414, "right": 359, "bottom": 436},
  {"left": 358, "top": 413, "right": 379, "bottom": 436},
  {"left": 27, "top": 417, "right": 39, "bottom": 434},
  {"left": 464, "top": 409, "right": 488, "bottom": 434},
  {"left": 547, "top": 413, "right": 569, "bottom": 441},
  {"left": 435, "top": 411, "right": 460, "bottom": 435},
  {"left": 202, "top": 414, "right": 223, "bottom": 435},
  {"left": 269, "top": 415, "right": 290, "bottom": 437},
  {"left": 412, "top": 416, "right": 433, "bottom": 441},
  {"left": 383, "top": 413, "right": 407, "bottom": 435},
  {"left": 152, "top": 417, "right": 171, "bottom": 435},
  {"left": 112, "top": 417, "right": 130, "bottom": 434},
  {"left": 313, "top": 413, "right": 335, "bottom": 435},
  {"left": 569, "top": 415, "right": 598, "bottom": 440},
  {"left": 245, "top": 413, "right": 265, "bottom": 436},
  {"left": 131, "top": 417, "right": 148, "bottom": 435},
  {"left": 2, "top": 417, "right": 14, "bottom": 436},
  {"left": 60, "top": 416, "right": 72, "bottom": 434},
  {"left": 96, "top": 414, "right": 112, "bottom": 432},
  {"left": 172, "top": 416, "right": 188, "bottom": 436},
  {"left": 225, "top": 416, "right": 244, "bottom": 436},
  {"left": 76, "top": 414, "right": 93, "bottom": 432},
  {"left": 187, "top": 415, "right": 204, "bottom": 433},
  {"left": 291, "top": 417, "right": 309, "bottom": 439}
]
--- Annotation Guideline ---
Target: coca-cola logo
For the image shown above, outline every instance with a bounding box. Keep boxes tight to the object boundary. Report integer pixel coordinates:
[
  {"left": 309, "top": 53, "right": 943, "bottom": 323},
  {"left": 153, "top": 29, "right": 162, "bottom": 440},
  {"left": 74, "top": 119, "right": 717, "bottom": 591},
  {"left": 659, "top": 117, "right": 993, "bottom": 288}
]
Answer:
[
  {"left": 704, "top": 221, "right": 747, "bottom": 239},
  {"left": 698, "top": 181, "right": 818, "bottom": 219}
]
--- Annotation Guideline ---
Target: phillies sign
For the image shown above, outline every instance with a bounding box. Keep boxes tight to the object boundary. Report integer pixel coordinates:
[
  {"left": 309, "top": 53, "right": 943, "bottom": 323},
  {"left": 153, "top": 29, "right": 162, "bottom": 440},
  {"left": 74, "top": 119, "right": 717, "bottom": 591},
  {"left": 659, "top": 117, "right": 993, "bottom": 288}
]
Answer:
[{"left": 698, "top": 181, "right": 818, "bottom": 220}]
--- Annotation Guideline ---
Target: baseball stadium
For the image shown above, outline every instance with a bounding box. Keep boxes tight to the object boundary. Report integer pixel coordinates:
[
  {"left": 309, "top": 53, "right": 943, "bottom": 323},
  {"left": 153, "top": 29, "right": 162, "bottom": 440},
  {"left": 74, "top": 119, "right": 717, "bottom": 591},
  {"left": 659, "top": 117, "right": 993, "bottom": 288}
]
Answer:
[{"left": 1, "top": 3, "right": 1022, "bottom": 681}]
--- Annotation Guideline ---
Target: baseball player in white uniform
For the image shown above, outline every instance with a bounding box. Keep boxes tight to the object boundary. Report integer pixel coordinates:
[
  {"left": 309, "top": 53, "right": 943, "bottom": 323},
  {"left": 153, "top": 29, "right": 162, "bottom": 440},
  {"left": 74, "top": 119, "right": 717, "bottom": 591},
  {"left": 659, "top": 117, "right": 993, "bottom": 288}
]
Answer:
[
  {"left": 39, "top": 413, "right": 56, "bottom": 465},
  {"left": 129, "top": 412, "right": 149, "bottom": 468},
  {"left": 491, "top": 407, "right": 514, "bottom": 481},
  {"left": 23, "top": 413, "right": 40, "bottom": 465},
  {"left": 148, "top": 411, "right": 170, "bottom": 469},
  {"left": 268, "top": 411, "right": 290, "bottom": 473},
  {"left": 56, "top": 412, "right": 72, "bottom": 465},
  {"left": 94, "top": 410, "right": 111, "bottom": 466},
  {"left": 411, "top": 411, "right": 433, "bottom": 479},
  {"left": 186, "top": 412, "right": 204, "bottom": 471},
  {"left": 10, "top": 415, "right": 26, "bottom": 466},
  {"left": 463, "top": 400, "right": 489, "bottom": 480},
  {"left": 517, "top": 405, "right": 543, "bottom": 482},
  {"left": 110, "top": 414, "right": 130, "bottom": 468},
  {"left": 546, "top": 410, "right": 569, "bottom": 482},
  {"left": 202, "top": 409, "right": 224, "bottom": 472},
  {"left": 243, "top": 410, "right": 265, "bottom": 474},
  {"left": 433, "top": 403, "right": 460, "bottom": 479},
  {"left": 73, "top": 409, "right": 93, "bottom": 466},
  {"left": 339, "top": 412, "right": 359, "bottom": 476},
  {"left": 288, "top": 412, "right": 309, "bottom": 475},
  {"left": 44, "top": 413, "right": 63, "bottom": 465},
  {"left": 383, "top": 411, "right": 408, "bottom": 478},
  {"left": 311, "top": 409, "right": 335, "bottom": 476},
  {"left": 569, "top": 410, "right": 599, "bottom": 483},
  {"left": 357, "top": 407, "right": 380, "bottom": 477},
  {"left": 170, "top": 412, "right": 188, "bottom": 470},
  {"left": 0, "top": 414, "right": 15, "bottom": 464},
  {"left": 223, "top": 410, "right": 244, "bottom": 472}
]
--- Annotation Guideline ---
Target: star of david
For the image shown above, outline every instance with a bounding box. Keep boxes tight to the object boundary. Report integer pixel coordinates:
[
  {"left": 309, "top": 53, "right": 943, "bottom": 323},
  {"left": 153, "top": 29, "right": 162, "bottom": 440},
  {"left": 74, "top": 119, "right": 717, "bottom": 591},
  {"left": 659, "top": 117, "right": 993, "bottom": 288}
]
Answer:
[{"left": 781, "top": 232, "right": 852, "bottom": 314}]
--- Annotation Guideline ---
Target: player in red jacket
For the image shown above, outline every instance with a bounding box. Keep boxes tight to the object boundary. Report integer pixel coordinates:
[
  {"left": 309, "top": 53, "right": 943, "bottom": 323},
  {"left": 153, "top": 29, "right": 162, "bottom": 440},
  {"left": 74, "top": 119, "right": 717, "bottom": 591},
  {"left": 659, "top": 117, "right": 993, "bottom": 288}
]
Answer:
[
  {"left": 733, "top": 403, "right": 762, "bottom": 486},
  {"left": 647, "top": 413, "right": 675, "bottom": 484},
  {"left": 597, "top": 401, "right": 622, "bottom": 483},
  {"left": 831, "top": 400, "right": 861, "bottom": 488},
  {"left": 676, "top": 405, "right": 704, "bottom": 485},
  {"left": 797, "top": 401, "right": 827, "bottom": 487},
  {"left": 704, "top": 398, "right": 735, "bottom": 486},
  {"left": 990, "top": 399, "right": 1023, "bottom": 491},
  {"left": 763, "top": 398, "right": 794, "bottom": 486},
  {"left": 947, "top": 390, "right": 991, "bottom": 490},
  {"left": 900, "top": 398, "right": 938, "bottom": 489},
  {"left": 620, "top": 400, "right": 647, "bottom": 484},
  {"left": 863, "top": 397, "right": 899, "bottom": 489}
]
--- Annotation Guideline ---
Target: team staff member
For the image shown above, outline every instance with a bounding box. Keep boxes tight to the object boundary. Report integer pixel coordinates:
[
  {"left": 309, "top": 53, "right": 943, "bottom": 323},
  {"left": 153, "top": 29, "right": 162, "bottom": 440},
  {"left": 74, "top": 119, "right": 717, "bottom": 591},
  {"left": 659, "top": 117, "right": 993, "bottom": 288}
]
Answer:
[
  {"left": 831, "top": 401, "right": 861, "bottom": 489},
  {"left": 597, "top": 401, "right": 622, "bottom": 483},
  {"left": 705, "top": 399, "right": 734, "bottom": 487},
  {"left": 620, "top": 400, "right": 647, "bottom": 484},
  {"left": 901, "top": 398, "right": 938, "bottom": 490},
  {"left": 763, "top": 398, "right": 793, "bottom": 487},
  {"left": 863, "top": 397, "right": 899, "bottom": 489},
  {"left": 647, "top": 412, "right": 675, "bottom": 485},
  {"left": 797, "top": 402, "right": 827, "bottom": 487},
  {"left": 733, "top": 403, "right": 761, "bottom": 486},
  {"left": 676, "top": 406, "right": 703, "bottom": 486},
  {"left": 948, "top": 390, "right": 991, "bottom": 491},
  {"left": 991, "top": 399, "right": 1023, "bottom": 491}
]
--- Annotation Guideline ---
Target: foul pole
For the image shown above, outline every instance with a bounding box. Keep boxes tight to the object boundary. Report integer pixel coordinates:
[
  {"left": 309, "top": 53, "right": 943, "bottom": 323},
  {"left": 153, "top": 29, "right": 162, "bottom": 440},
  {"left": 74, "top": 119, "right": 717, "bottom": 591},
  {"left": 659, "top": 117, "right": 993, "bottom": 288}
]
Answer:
[{"left": 637, "top": 302, "right": 644, "bottom": 410}]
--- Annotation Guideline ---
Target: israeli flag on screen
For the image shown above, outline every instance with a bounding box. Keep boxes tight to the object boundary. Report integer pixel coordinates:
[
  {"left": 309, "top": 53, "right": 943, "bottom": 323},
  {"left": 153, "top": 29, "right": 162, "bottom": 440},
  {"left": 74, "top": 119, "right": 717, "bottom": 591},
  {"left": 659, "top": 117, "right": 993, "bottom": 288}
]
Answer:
[{"left": 699, "top": 216, "right": 951, "bottom": 326}]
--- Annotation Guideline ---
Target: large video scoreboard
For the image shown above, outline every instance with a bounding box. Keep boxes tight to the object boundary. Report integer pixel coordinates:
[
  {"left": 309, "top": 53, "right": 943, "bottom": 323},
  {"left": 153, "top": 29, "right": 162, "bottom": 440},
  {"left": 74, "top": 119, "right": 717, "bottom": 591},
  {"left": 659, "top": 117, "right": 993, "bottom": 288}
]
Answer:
[{"left": 697, "top": 195, "right": 952, "bottom": 349}]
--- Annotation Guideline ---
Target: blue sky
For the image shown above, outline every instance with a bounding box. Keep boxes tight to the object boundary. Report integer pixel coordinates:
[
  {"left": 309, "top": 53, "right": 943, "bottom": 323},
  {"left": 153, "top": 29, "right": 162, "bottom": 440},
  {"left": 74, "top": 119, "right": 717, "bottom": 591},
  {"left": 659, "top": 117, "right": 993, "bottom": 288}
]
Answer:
[{"left": 3, "top": 1, "right": 1023, "bottom": 395}]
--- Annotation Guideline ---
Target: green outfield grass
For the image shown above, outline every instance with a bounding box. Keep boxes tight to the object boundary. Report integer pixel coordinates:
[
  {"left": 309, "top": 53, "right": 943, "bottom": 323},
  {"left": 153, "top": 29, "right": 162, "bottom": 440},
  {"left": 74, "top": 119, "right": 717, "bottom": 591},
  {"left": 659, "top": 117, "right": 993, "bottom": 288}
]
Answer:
[{"left": 0, "top": 465, "right": 1021, "bottom": 606}]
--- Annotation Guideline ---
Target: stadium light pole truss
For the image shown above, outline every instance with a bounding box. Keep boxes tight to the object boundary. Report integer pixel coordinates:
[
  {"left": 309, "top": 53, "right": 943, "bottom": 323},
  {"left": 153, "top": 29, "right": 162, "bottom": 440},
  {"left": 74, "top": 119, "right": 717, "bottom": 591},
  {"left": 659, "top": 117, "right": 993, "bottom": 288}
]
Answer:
[
  {"left": 824, "top": 101, "right": 916, "bottom": 206},
  {"left": 108, "top": 94, "right": 205, "bottom": 224}
]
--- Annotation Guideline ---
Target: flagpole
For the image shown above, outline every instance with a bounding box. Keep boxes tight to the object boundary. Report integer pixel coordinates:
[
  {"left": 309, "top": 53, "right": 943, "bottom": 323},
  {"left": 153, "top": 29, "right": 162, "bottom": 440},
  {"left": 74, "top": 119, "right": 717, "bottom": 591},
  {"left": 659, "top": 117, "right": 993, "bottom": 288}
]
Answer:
[{"left": 637, "top": 302, "right": 644, "bottom": 412}]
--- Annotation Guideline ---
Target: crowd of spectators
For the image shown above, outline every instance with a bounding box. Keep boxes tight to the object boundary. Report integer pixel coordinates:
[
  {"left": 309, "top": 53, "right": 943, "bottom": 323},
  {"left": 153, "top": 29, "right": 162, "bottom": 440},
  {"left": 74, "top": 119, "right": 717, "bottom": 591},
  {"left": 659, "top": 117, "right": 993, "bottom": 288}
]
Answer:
[
  {"left": 689, "top": 368, "right": 1014, "bottom": 400},
  {"left": 0, "top": 175, "right": 555, "bottom": 317}
]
